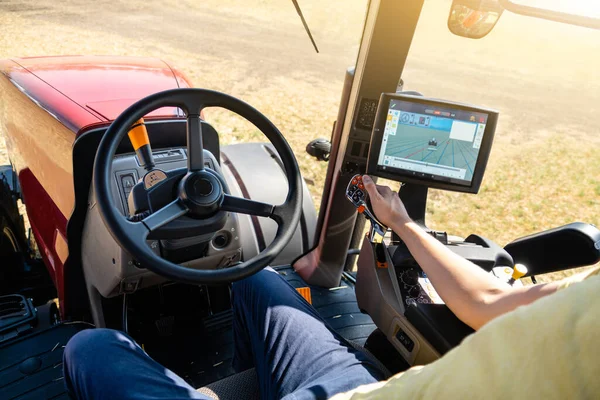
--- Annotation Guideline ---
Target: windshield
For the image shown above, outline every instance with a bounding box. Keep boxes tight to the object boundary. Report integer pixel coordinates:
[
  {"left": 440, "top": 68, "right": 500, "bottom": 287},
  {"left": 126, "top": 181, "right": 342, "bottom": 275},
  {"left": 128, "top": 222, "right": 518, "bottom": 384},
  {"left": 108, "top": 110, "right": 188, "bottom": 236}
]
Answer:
[
  {"left": 405, "top": 1, "right": 599, "bottom": 254},
  {"left": 0, "top": 0, "right": 597, "bottom": 278}
]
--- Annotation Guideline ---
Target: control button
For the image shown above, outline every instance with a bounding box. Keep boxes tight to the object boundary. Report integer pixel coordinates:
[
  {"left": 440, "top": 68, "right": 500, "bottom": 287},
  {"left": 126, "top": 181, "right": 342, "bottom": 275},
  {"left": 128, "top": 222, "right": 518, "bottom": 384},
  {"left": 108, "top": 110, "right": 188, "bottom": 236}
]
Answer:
[
  {"left": 121, "top": 174, "right": 136, "bottom": 190},
  {"left": 402, "top": 269, "right": 419, "bottom": 285},
  {"left": 395, "top": 327, "right": 415, "bottom": 352},
  {"left": 352, "top": 178, "right": 358, "bottom": 185},
  {"left": 358, "top": 183, "right": 364, "bottom": 189},
  {"left": 357, "top": 205, "right": 365, "bottom": 214},
  {"left": 357, "top": 191, "right": 364, "bottom": 198},
  {"left": 213, "top": 233, "right": 229, "bottom": 248},
  {"left": 352, "top": 193, "right": 361, "bottom": 203},
  {"left": 120, "top": 278, "right": 141, "bottom": 294},
  {"left": 408, "top": 286, "right": 421, "bottom": 298}
]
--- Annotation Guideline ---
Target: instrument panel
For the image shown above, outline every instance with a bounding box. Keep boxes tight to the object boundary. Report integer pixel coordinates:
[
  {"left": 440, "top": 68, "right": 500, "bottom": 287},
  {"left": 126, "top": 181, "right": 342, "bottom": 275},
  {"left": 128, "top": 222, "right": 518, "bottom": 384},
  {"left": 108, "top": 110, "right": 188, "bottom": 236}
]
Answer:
[{"left": 396, "top": 265, "right": 444, "bottom": 307}]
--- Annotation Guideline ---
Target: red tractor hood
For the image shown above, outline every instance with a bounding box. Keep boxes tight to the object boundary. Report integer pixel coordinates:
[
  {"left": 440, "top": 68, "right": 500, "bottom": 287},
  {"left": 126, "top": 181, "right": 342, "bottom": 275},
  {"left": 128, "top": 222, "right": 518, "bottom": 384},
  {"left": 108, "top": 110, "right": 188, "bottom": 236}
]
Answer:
[{"left": 1, "top": 56, "right": 192, "bottom": 133}]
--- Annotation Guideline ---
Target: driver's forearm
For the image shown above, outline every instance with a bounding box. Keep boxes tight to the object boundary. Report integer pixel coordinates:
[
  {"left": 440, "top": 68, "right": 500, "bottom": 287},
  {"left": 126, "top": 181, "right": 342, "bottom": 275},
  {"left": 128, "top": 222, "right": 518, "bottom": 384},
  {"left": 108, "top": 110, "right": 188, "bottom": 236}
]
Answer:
[{"left": 392, "top": 220, "right": 561, "bottom": 330}]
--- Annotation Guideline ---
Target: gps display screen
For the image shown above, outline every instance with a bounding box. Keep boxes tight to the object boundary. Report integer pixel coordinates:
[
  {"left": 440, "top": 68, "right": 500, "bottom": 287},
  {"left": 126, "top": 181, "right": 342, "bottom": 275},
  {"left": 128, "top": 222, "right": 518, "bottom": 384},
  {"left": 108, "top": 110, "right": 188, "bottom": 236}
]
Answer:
[{"left": 376, "top": 99, "right": 489, "bottom": 185}]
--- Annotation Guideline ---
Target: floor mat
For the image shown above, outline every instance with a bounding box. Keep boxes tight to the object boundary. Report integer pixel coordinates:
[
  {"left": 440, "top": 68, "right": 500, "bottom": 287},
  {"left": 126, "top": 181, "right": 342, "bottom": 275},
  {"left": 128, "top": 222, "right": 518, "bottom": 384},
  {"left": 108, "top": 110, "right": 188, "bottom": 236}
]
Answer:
[
  {"left": 146, "top": 309, "right": 236, "bottom": 389},
  {"left": 274, "top": 266, "right": 377, "bottom": 346},
  {"left": 0, "top": 322, "right": 90, "bottom": 400}
]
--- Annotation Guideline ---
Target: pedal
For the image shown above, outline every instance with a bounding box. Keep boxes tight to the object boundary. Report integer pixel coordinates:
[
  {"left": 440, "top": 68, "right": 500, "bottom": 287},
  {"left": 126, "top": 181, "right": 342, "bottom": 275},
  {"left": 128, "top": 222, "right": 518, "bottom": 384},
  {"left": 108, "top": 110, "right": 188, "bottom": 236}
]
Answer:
[
  {"left": 346, "top": 174, "right": 387, "bottom": 241},
  {"left": 154, "top": 315, "right": 175, "bottom": 337}
]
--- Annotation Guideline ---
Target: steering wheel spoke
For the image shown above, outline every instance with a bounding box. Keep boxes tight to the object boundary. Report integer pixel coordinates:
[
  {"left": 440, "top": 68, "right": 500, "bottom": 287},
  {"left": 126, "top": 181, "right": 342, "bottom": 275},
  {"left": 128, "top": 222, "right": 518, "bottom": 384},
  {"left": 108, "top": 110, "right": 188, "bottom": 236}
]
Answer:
[
  {"left": 186, "top": 114, "right": 205, "bottom": 171},
  {"left": 221, "top": 194, "right": 275, "bottom": 218},
  {"left": 142, "top": 199, "right": 189, "bottom": 232},
  {"left": 270, "top": 203, "right": 294, "bottom": 226}
]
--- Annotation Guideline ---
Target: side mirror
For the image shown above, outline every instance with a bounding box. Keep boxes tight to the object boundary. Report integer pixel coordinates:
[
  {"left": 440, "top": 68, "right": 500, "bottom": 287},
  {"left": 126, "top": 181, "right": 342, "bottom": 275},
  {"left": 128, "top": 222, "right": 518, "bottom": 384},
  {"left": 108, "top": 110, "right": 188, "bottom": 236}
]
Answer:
[
  {"left": 448, "top": 0, "right": 504, "bottom": 39},
  {"left": 306, "top": 138, "right": 331, "bottom": 162},
  {"left": 504, "top": 223, "right": 600, "bottom": 276}
]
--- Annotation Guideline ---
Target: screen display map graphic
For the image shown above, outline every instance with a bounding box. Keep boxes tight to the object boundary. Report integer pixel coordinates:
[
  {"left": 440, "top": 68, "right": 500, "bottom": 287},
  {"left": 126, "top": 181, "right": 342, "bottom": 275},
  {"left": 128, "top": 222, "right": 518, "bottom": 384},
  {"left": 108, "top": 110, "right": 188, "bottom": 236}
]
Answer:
[{"left": 377, "top": 99, "right": 489, "bottom": 184}]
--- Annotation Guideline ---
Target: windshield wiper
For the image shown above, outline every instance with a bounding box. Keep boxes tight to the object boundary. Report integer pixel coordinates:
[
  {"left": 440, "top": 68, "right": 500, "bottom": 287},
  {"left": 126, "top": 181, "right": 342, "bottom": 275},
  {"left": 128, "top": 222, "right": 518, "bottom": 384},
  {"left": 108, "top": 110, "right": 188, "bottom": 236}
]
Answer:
[{"left": 291, "top": 0, "right": 320, "bottom": 53}]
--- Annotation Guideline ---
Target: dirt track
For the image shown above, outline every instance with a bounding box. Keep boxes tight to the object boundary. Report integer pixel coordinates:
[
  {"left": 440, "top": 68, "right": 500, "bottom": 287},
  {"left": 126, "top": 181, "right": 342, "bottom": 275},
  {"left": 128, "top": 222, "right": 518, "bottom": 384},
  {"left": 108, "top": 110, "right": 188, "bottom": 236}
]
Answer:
[{"left": 1, "top": 0, "right": 599, "bottom": 252}]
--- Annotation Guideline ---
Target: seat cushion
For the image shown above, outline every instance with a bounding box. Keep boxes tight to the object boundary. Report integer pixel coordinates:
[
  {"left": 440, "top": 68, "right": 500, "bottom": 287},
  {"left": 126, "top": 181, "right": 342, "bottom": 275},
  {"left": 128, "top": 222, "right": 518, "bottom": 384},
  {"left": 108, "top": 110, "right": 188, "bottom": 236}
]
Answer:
[
  {"left": 197, "top": 368, "right": 259, "bottom": 400},
  {"left": 196, "top": 343, "right": 389, "bottom": 400}
]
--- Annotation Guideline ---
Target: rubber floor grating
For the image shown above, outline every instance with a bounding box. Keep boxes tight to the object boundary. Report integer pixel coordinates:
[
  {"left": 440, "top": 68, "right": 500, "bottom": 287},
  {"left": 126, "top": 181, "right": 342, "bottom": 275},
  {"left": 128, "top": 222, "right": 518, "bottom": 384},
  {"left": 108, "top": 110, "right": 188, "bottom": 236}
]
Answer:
[
  {"left": 0, "top": 323, "right": 90, "bottom": 400},
  {"left": 274, "top": 266, "right": 377, "bottom": 346}
]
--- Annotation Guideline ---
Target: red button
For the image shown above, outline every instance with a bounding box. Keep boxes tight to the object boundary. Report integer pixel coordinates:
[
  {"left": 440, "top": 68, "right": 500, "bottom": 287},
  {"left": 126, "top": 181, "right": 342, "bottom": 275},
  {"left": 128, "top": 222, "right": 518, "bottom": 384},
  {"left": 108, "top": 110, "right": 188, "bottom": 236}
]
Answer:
[
  {"left": 357, "top": 205, "right": 365, "bottom": 213},
  {"left": 351, "top": 178, "right": 358, "bottom": 185},
  {"left": 358, "top": 183, "right": 364, "bottom": 189}
]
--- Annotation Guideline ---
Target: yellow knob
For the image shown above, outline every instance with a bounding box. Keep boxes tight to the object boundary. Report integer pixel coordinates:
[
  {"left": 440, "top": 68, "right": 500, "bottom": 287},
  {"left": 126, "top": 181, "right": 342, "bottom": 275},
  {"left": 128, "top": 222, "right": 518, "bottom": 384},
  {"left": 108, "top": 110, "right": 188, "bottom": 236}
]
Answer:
[{"left": 511, "top": 264, "right": 528, "bottom": 280}]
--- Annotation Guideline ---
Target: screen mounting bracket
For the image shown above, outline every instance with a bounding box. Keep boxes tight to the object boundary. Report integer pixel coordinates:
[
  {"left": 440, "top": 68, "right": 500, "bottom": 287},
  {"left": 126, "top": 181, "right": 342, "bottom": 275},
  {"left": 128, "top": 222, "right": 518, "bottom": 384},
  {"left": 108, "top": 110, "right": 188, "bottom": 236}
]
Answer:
[{"left": 399, "top": 183, "right": 428, "bottom": 227}]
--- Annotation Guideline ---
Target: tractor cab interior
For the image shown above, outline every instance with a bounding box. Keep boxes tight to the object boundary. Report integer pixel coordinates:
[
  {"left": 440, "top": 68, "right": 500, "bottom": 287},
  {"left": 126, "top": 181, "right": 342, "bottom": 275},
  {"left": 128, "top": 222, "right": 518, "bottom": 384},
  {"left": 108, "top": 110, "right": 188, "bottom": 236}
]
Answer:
[{"left": 1, "top": 1, "right": 600, "bottom": 399}]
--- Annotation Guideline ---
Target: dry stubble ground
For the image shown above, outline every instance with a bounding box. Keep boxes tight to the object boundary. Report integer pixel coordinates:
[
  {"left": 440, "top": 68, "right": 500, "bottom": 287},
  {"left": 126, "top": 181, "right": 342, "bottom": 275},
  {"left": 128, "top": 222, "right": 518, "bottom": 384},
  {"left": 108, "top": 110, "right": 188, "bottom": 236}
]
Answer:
[{"left": 0, "top": 0, "right": 599, "bottom": 280}]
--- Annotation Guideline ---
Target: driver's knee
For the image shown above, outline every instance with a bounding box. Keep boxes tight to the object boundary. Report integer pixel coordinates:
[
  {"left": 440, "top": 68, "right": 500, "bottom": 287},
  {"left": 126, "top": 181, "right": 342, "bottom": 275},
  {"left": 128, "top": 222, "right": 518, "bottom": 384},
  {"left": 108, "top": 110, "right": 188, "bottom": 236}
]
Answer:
[
  {"left": 231, "top": 267, "right": 289, "bottom": 304},
  {"left": 64, "top": 329, "right": 132, "bottom": 370},
  {"left": 232, "top": 267, "right": 280, "bottom": 294}
]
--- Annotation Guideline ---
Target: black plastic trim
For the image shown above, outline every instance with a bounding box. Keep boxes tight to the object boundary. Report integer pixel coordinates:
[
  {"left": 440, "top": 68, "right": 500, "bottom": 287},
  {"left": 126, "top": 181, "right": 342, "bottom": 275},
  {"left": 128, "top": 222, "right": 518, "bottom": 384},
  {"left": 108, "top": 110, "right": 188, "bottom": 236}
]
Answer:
[
  {"left": 405, "top": 303, "right": 474, "bottom": 355},
  {"left": 504, "top": 222, "right": 600, "bottom": 275}
]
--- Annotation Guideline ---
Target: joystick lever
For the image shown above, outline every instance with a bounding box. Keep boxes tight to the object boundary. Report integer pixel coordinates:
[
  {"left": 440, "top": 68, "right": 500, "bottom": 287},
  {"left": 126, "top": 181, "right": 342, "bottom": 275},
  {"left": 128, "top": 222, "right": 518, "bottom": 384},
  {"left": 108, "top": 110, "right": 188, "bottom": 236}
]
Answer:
[
  {"left": 346, "top": 174, "right": 387, "bottom": 242},
  {"left": 508, "top": 263, "right": 528, "bottom": 285}
]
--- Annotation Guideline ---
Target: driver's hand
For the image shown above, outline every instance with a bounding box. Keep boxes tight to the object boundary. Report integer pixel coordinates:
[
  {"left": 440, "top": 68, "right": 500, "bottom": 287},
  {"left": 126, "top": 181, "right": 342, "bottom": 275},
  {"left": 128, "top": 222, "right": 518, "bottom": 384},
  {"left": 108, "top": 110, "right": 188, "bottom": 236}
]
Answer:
[{"left": 362, "top": 175, "right": 411, "bottom": 228}]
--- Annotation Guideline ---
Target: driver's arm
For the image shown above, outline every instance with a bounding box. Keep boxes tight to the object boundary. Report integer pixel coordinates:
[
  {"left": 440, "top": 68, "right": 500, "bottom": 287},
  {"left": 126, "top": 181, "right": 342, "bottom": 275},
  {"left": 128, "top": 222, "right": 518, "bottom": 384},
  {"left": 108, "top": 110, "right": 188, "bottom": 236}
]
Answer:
[{"left": 362, "top": 175, "right": 563, "bottom": 330}]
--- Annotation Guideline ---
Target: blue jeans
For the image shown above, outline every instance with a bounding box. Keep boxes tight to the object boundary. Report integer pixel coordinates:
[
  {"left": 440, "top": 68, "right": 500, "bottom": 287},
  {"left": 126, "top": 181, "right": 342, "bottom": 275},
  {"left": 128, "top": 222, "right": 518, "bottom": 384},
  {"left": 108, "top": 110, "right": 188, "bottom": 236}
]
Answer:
[{"left": 63, "top": 268, "right": 384, "bottom": 399}]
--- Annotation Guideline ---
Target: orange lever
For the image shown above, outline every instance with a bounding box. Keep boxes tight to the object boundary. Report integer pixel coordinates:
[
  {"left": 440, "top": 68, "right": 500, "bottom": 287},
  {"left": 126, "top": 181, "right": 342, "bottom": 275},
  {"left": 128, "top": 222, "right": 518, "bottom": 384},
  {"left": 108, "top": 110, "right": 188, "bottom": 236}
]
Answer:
[{"left": 128, "top": 118, "right": 155, "bottom": 170}]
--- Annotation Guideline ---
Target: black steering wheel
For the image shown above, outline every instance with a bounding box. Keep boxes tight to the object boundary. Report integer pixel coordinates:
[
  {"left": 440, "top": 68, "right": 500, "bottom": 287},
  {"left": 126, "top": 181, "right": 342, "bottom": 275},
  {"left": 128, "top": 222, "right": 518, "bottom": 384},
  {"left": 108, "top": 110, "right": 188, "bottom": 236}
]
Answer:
[{"left": 93, "top": 88, "right": 302, "bottom": 284}]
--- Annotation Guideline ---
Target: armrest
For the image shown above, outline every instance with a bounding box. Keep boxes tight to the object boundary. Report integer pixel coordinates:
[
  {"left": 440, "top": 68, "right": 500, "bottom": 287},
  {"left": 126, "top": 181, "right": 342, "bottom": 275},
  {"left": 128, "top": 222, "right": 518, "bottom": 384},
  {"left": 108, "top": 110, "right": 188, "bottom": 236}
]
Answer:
[{"left": 504, "top": 222, "right": 600, "bottom": 276}]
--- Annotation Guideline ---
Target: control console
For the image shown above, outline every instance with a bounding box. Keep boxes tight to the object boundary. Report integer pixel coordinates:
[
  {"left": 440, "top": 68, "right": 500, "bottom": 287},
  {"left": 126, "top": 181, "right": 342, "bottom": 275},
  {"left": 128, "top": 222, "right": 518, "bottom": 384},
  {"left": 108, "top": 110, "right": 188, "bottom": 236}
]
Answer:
[
  {"left": 395, "top": 261, "right": 444, "bottom": 307},
  {"left": 390, "top": 235, "right": 516, "bottom": 310}
]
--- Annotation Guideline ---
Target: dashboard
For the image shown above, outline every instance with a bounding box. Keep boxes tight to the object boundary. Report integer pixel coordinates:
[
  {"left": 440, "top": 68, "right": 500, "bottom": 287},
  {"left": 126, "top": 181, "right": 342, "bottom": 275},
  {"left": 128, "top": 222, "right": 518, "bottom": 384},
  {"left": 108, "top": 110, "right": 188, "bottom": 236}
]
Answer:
[
  {"left": 79, "top": 121, "right": 317, "bottom": 300},
  {"left": 82, "top": 147, "right": 243, "bottom": 298}
]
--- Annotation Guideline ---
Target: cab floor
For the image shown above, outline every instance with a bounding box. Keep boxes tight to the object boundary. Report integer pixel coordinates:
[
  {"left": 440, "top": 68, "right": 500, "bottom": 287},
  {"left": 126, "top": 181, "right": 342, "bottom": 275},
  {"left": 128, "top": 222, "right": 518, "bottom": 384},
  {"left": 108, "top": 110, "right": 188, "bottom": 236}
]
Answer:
[
  {"left": 274, "top": 265, "right": 377, "bottom": 346},
  {"left": 151, "top": 266, "right": 377, "bottom": 388}
]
